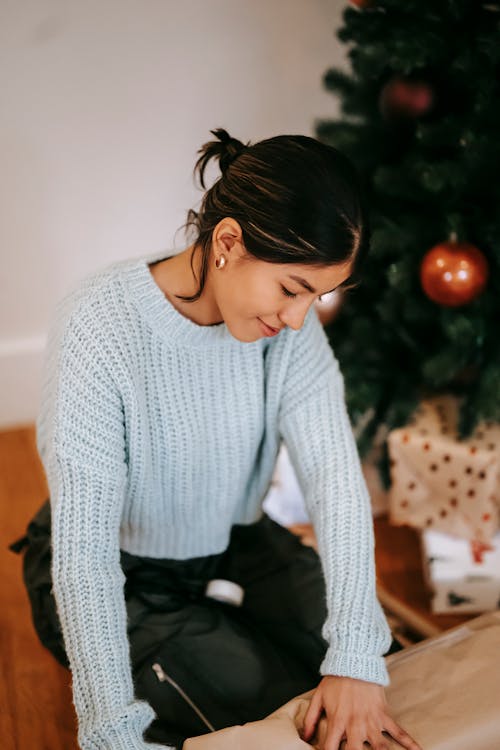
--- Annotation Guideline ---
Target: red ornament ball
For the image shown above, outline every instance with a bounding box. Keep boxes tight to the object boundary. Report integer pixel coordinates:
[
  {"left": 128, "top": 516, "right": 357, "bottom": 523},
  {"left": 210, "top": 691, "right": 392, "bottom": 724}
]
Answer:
[
  {"left": 379, "top": 75, "right": 434, "bottom": 120},
  {"left": 314, "top": 289, "right": 344, "bottom": 326},
  {"left": 420, "top": 239, "right": 489, "bottom": 307}
]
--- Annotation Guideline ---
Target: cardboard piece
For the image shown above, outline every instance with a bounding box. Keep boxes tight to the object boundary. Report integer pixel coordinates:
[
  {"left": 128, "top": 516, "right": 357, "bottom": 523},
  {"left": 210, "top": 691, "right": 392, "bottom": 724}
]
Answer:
[{"left": 184, "top": 612, "right": 500, "bottom": 750}]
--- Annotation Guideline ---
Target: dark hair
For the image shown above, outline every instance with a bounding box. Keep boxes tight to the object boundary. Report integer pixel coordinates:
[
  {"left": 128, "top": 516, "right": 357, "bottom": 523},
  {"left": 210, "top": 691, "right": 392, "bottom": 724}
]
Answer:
[{"left": 175, "top": 127, "right": 370, "bottom": 302}]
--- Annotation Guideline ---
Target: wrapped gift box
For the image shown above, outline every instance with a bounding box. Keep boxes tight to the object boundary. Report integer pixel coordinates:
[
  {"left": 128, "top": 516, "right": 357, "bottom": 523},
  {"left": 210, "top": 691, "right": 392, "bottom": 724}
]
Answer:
[
  {"left": 388, "top": 394, "right": 500, "bottom": 543},
  {"left": 421, "top": 527, "right": 500, "bottom": 614}
]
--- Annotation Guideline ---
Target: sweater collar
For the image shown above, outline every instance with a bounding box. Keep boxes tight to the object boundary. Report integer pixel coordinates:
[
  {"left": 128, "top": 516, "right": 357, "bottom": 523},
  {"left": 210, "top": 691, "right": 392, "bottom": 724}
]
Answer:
[{"left": 123, "top": 250, "right": 247, "bottom": 347}]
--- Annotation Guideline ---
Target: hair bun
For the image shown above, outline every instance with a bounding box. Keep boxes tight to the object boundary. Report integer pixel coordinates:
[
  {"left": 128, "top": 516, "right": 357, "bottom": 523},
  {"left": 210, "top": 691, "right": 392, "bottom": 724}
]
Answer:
[
  {"left": 193, "top": 128, "right": 250, "bottom": 189},
  {"left": 209, "top": 128, "right": 248, "bottom": 173}
]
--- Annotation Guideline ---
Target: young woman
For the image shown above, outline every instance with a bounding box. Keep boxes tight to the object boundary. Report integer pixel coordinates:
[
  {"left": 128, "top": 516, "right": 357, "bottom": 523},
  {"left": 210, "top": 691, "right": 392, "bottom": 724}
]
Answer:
[{"left": 12, "top": 129, "right": 421, "bottom": 750}]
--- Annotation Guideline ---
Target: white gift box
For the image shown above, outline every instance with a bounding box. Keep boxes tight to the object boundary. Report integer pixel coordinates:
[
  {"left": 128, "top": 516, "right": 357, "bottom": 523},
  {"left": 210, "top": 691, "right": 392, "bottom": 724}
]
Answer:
[{"left": 421, "top": 527, "right": 500, "bottom": 614}]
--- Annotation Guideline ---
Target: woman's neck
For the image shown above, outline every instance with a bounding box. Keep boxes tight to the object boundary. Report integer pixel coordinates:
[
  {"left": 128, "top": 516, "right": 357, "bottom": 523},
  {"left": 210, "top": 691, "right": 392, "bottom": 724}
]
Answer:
[{"left": 148, "top": 244, "right": 223, "bottom": 326}]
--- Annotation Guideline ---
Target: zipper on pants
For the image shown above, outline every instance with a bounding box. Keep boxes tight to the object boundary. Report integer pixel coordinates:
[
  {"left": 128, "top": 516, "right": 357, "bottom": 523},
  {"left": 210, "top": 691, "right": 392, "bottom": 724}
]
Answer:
[{"left": 152, "top": 662, "right": 216, "bottom": 732}]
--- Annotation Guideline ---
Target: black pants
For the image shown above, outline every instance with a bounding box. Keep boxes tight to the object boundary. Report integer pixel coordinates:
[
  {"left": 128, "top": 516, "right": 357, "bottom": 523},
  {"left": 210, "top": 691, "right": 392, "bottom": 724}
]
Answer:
[{"left": 10, "top": 499, "right": 402, "bottom": 749}]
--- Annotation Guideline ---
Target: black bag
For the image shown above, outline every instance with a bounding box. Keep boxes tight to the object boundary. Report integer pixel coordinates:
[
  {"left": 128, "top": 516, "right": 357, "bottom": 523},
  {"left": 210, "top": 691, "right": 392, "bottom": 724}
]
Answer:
[{"left": 9, "top": 499, "right": 69, "bottom": 668}]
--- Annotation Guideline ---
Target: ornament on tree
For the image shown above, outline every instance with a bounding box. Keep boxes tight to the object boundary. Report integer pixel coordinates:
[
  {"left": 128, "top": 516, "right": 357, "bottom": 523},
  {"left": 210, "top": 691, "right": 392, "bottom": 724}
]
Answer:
[
  {"left": 379, "top": 75, "right": 434, "bottom": 121},
  {"left": 420, "top": 234, "right": 489, "bottom": 307},
  {"left": 349, "top": 0, "right": 374, "bottom": 8}
]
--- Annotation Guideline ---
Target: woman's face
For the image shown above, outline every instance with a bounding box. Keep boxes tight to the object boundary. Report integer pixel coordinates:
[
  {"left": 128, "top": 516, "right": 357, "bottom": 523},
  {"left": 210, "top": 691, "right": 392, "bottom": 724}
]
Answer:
[{"left": 211, "top": 222, "right": 353, "bottom": 343}]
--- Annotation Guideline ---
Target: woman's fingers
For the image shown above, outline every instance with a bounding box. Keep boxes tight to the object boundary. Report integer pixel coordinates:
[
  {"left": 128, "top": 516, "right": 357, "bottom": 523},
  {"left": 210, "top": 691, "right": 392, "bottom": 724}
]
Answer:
[
  {"left": 301, "top": 682, "right": 422, "bottom": 750},
  {"left": 337, "top": 723, "right": 392, "bottom": 750},
  {"left": 368, "top": 734, "right": 391, "bottom": 750},
  {"left": 383, "top": 717, "right": 423, "bottom": 750},
  {"left": 322, "top": 716, "right": 420, "bottom": 750},
  {"left": 323, "top": 723, "right": 347, "bottom": 750},
  {"left": 301, "top": 688, "right": 323, "bottom": 741}
]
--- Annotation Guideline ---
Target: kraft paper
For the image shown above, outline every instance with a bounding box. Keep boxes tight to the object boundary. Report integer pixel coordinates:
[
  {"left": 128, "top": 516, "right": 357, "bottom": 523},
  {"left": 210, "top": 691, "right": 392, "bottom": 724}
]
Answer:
[{"left": 184, "top": 611, "right": 500, "bottom": 750}]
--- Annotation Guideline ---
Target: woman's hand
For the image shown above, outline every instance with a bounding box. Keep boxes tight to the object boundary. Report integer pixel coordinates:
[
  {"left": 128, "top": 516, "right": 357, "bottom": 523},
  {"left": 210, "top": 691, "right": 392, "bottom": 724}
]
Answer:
[{"left": 301, "top": 675, "right": 423, "bottom": 750}]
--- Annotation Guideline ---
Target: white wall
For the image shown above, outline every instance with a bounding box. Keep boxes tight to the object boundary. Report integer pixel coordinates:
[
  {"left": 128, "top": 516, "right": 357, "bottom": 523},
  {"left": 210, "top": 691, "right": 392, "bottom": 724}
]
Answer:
[{"left": 0, "top": 0, "right": 348, "bottom": 428}]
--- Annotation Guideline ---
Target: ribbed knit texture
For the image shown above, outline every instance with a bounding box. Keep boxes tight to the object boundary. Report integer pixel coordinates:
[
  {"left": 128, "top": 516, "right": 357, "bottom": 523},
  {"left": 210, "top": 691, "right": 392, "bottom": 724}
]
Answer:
[{"left": 36, "top": 249, "right": 392, "bottom": 750}]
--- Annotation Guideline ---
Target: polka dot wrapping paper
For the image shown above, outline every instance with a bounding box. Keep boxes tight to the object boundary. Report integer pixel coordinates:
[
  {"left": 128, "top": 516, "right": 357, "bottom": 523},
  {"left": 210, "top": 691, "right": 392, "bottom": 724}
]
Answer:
[{"left": 388, "top": 395, "right": 500, "bottom": 546}]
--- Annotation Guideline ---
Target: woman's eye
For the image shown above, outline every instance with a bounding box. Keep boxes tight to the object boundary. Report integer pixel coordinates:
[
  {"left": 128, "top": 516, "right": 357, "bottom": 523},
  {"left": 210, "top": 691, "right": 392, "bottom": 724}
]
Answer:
[{"left": 281, "top": 285, "right": 297, "bottom": 299}]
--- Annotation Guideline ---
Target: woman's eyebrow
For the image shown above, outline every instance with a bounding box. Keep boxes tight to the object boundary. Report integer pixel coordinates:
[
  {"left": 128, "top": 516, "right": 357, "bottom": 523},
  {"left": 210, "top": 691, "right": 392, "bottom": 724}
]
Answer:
[
  {"left": 288, "top": 275, "right": 316, "bottom": 292},
  {"left": 288, "top": 274, "right": 337, "bottom": 295}
]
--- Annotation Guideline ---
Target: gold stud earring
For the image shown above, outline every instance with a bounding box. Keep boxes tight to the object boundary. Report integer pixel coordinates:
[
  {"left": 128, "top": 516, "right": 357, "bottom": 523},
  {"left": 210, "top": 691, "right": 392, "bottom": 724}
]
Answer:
[{"left": 215, "top": 255, "right": 226, "bottom": 269}]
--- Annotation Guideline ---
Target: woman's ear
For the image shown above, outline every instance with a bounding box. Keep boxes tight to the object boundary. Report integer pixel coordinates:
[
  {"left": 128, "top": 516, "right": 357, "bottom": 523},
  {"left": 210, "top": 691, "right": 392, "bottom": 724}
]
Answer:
[{"left": 213, "top": 218, "right": 244, "bottom": 256}]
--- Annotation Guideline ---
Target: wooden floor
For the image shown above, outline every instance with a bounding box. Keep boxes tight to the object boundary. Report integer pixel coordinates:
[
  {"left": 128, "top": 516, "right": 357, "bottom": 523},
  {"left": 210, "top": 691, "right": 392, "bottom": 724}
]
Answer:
[
  {"left": 1, "top": 427, "right": 78, "bottom": 749},
  {"left": 1, "top": 425, "right": 475, "bottom": 750}
]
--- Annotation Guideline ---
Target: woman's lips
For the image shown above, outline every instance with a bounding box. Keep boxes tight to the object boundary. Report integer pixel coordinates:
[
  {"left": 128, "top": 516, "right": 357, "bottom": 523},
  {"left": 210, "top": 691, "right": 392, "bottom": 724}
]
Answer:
[{"left": 258, "top": 318, "right": 281, "bottom": 336}]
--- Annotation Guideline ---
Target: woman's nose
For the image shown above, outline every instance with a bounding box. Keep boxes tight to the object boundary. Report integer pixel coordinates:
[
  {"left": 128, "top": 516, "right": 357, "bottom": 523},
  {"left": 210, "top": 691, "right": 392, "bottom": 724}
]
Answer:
[{"left": 279, "top": 300, "right": 311, "bottom": 331}]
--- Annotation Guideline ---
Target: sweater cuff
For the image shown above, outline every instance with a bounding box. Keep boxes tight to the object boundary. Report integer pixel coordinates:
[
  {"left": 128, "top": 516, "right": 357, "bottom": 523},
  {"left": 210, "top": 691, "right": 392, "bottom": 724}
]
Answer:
[
  {"left": 319, "top": 647, "right": 390, "bottom": 687},
  {"left": 80, "top": 700, "right": 167, "bottom": 750}
]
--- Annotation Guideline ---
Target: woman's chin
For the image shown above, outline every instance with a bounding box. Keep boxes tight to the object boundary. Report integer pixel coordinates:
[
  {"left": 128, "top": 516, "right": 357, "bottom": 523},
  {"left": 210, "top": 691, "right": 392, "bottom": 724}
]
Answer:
[{"left": 222, "top": 317, "right": 264, "bottom": 343}]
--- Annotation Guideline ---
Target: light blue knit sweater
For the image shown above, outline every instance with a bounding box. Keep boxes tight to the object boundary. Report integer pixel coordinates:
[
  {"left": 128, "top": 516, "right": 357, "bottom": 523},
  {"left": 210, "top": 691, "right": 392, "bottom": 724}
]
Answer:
[{"left": 36, "top": 250, "right": 392, "bottom": 750}]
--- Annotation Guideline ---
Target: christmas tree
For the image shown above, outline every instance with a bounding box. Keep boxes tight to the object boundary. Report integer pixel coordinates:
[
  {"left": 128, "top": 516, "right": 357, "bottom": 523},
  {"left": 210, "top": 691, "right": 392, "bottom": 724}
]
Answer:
[{"left": 315, "top": 0, "right": 500, "bottom": 481}]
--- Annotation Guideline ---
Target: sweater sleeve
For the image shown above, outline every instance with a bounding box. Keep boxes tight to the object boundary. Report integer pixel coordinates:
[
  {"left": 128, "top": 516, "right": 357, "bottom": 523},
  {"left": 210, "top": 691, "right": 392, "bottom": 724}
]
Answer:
[
  {"left": 37, "top": 307, "right": 169, "bottom": 750},
  {"left": 277, "top": 307, "right": 392, "bottom": 687}
]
